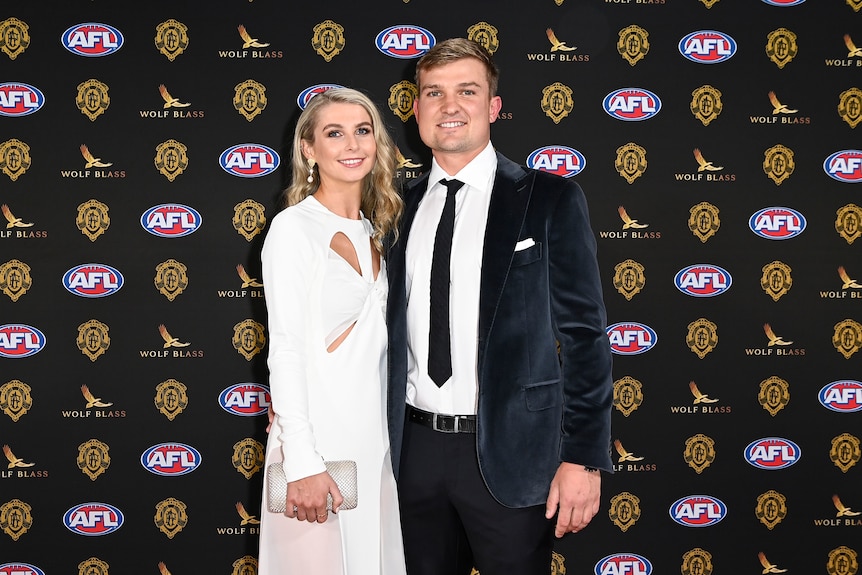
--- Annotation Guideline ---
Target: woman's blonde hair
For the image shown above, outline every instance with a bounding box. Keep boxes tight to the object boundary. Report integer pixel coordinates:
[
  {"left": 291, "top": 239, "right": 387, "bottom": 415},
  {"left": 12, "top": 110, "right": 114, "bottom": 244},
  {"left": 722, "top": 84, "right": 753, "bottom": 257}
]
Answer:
[{"left": 283, "top": 87, "right": 402, "bottom": 252}]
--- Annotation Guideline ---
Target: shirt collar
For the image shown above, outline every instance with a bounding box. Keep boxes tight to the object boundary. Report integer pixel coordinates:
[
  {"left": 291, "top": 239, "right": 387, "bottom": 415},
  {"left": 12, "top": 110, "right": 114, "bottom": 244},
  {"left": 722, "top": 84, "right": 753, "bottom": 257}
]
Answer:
[{"left": 427, "top": 142, "right": 497, "bottom": 193}]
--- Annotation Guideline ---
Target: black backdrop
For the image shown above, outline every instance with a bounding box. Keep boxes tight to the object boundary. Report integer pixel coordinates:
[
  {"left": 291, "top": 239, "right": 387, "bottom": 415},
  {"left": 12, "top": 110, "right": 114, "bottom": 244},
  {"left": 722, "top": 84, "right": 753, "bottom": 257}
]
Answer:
[{"left": 1, "top": 1, "right": 860, "bottom": 574}]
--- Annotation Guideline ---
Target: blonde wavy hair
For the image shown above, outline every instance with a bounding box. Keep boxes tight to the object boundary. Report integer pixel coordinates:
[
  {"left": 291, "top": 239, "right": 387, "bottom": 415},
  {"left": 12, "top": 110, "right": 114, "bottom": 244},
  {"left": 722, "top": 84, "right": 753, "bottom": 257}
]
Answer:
[{"left": 283, "top": 87, "right": 402, "bottom": 252}]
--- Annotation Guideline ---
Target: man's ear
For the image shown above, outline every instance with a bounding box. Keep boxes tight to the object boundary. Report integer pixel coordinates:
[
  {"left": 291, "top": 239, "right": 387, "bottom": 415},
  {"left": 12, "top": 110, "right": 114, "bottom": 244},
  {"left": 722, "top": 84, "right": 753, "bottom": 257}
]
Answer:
[{"left": 489, "top": 95, "right": 503, "bottom": 123}]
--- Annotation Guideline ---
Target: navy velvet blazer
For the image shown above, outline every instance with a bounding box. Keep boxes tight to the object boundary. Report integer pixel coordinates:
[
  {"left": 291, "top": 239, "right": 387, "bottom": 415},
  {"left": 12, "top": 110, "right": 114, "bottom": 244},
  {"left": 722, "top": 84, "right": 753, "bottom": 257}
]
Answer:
[{"left": 386, "top": 152, "right": 613, "bottom": 508}]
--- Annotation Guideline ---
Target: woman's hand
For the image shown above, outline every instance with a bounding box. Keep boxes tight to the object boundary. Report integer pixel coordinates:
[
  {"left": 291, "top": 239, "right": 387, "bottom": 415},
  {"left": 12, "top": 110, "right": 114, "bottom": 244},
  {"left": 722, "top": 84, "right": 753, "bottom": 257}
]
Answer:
[{"left": 285, "top": 470, "right": 345, "bottom": 522}]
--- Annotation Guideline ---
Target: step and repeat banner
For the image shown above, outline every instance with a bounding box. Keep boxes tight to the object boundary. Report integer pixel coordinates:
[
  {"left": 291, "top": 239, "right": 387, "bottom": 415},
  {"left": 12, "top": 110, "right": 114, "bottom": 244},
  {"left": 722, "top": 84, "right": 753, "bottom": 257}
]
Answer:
[{"left": 1, "top": 0, "right": 860, "bottom": 573}]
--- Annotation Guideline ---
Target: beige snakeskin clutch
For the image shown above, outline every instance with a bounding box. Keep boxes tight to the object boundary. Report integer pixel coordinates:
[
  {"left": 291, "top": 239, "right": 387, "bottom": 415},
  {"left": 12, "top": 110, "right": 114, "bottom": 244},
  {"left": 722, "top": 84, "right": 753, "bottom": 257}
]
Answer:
[{"left": 266, "top": 460, "right": 358, "bottom": 513}]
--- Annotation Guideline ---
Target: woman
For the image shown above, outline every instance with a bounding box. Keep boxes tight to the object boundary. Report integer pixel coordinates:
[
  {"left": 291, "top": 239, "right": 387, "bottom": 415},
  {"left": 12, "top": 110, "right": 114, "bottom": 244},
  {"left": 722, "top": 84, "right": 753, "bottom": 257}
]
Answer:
[{"left": 258, "top": 88, "right": 406, "bottom": 575}]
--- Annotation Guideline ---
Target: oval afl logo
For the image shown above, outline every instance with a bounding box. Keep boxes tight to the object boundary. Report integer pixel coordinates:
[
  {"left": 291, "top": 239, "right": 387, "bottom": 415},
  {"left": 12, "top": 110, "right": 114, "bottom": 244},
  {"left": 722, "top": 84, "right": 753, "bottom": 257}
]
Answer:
[
  {"left": 606, "top": 322, "right": 657, "bottom": 355},
  {"left": 674, "top": 264, "right": 732, "bottom": 297},
  {"left": 0, "top": 564, "right": 45, "bottom": 575},
  {"left": 297, "top": 84, "right": 344, "bottom": 109},
  {"left": 61, "top": 23, "right": 124, "bottom": 57},
  {"left": 219, "top": 143, "right": 281, "bottom": 178},
  {"left": 818, "top": 380, "right": 862, "bottom": 413},
  {"left": 141, "top": 204, "right": 203, "bottom": 238},
  {"left": 679, "top": 31, "right": 737, "bottom": 64},
  {"left": 0, "top": 324, "right": 46, "bottom": 358},
  {"left": 0, "top": 83, "right": 46, "bottom": 117},
  {"left": 526, "top": 146, "right": 586, "bottom": 178},
  {"left": 63, "top": 502, "right": 124, "bottom": 536},
  {"left": 219, "top": 383, "right": 272, "bottom": 416},
  {"left": 748, "top": 207, "right": 806, "bottom": 240},
  {"left": 62, "top": 263, "right": 124, "bottom": 298},
  {"left": 823, "top": 150, "right": 862, "bottom": 183},
  {"left": 762, "top": 0, "right": 805, "bottom": 5},
  {"left": 669, "top": 495, "right": 727, "bottom": 527},
  {"left": 375, "top": 25, "right": 436, "bottom": 59},
  {"left": 603, "top": 88, "right": 661, "bottom": 122},
  {"left": 141, "top": 443, "right": 202, "bottom": 476},
  {"left": 595, "top": 554, "right": 653, "bottom": 575},
  {"left": 744, "top": 437, "right": 801, "bottom": 469}
]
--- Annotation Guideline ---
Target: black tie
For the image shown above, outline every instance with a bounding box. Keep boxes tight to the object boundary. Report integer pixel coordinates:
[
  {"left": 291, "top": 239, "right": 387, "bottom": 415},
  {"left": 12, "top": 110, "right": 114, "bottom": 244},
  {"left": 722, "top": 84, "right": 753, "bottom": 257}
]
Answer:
[{"left": 428, "top": 178, "right": 463, "bottom": 387}]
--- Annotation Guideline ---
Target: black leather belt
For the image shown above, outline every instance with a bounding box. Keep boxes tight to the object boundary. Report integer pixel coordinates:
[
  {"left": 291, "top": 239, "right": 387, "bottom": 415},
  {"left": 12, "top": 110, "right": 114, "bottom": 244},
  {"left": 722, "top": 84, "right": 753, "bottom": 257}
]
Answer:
[{"left": 407, "top": 405, "right": 476, "bottom": 433}]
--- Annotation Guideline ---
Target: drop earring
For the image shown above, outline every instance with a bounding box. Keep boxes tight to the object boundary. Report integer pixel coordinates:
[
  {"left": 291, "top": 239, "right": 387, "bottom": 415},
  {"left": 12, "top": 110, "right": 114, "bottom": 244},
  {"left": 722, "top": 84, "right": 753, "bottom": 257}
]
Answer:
[{"left": 306, "top": 158, "right": 316, "bottom": 183}]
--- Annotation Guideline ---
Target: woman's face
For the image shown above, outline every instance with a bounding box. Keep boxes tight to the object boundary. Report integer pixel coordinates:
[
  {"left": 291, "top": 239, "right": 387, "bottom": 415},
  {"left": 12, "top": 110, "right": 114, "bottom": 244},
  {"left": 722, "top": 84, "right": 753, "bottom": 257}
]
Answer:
[{"left": 303, "top": 102, "right": 377, "bottom": 189}]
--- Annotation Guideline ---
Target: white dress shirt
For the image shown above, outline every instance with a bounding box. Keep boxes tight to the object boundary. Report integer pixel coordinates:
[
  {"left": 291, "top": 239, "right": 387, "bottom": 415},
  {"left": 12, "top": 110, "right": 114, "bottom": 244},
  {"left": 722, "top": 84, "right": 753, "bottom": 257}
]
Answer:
[{"left": 405, "top": 142, "right": 497, "bottom": 415}]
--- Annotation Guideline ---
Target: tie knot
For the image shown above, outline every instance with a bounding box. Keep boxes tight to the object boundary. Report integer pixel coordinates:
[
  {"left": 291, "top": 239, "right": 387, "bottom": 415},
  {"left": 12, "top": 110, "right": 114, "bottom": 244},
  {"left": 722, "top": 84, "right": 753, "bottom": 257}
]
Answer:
[{"left": 440, "top": 178, "right": 463, "bottom": 196}]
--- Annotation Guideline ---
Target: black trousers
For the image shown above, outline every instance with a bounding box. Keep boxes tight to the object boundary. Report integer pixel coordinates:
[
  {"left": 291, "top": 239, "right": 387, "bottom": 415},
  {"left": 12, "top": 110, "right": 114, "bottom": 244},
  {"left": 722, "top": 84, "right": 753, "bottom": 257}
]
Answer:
[{"left": 398, "top": 419, "right": 555, "bottom": 575}]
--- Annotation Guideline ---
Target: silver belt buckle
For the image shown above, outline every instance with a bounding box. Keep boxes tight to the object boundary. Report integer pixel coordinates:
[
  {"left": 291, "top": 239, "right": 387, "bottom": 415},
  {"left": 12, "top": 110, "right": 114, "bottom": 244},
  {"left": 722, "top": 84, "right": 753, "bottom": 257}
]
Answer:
[{"left": 432, "top": 413, "right": 458, "bottom": 433}]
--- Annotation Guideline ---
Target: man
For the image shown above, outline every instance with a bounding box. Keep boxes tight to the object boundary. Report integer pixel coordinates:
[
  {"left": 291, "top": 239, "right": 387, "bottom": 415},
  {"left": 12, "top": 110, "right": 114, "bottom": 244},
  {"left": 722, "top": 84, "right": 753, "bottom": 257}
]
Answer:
[{"left": 386, "top": 38, "right": 613, "bottom": 575}]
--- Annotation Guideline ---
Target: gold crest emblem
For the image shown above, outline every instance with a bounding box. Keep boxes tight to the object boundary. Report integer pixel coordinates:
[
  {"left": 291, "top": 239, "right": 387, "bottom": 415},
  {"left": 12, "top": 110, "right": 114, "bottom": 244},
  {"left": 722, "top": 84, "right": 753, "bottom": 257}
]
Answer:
[
  {"left": 690, "top": 85, "right": 723, "bottom": 126},
  {"left": 762, "top": 144, "right": 795, "bottom": 185},
  {"left": 838, "top": 87, "right": 862, "bottom": 129},
  {"left": 154, "top": 497, "right": 188, "bottom": 538},
  {"left": 758, "top": 376, "right": 790, "bottom": 416},
  {"left": 761, "top": 261, "right": 792, "bottom": 301},
  {"left": 833, "top": 319, "right": 862, "bottom": 359},
  {"left": 608, "top": 492, "right": 641, "bottom": 532},
  {"left": 550, "top": 551, "right": 566, "bottom": 575},
  {"left": 77, "top": 439, "right": 111, "bottom": 481},
  {"left": 233, "top": 199, "right": 267, "bottom": 241},
  {"left": 617, "top": 25, "right": 649, "bottom": 66},
  {"left": 77, "top": 199, "right": 111, "bottom": 242},
  {"left": 155, "top": 19, "right": 190, "bottom": 61},
  {"left": 312, "top": 20, "right": 345, "bottom": 62},
  {"left": 154, "top": 259, "right": 189, "bottom": 301},
  {"left": 613, "top": 376, "right": 643, "bottom": 417},
  {"left": 388, "top": 81, "right": 418, "bottom": 123},
  {"left": 835, "top": 203, "right": 862, "bottom": 245},
  {"left": 77, "top": 319, "right": 111, "bottom": 362},
  {"left": 233, "top": 319, "right": 266, "bottom": 361},
  {"left": 766, "top": 28, "right": 798, "bottom": 69},
  {"left": 0, "top": 380, "right": 32, "bottom": 422},
  {"left": 540, "top": 82, "right": 574, "bottom": 124},
  {"left": 831, "top": 433, "right": 861, "bottom": 473},
  {"left": 0, "top": 259, "right": 32, "bottom": 302},
  {"left": 615, "top": 143, "right": 647, "bottom": 184},
  {"left": 467, "top": 22, "right": 499, "bottom": 55},
  {"left": 828, "top": 547, "right": 859, "bottom": 575},
  {"left": 683, "top": 434, "right": 716, "bottom": 474},
  {"left": 698, "top": 0, "right": 720, "bottom": 7},
  {"left": 76, "top": 79, "right": 110, "bottom": 121},
  {"left": 681, "top": 548, "right": 714, "bottom": 575},
  {"left": 849, "top": 0, "right": 862, "bottom": 12},
  {"left": 78, "top": 557, "right": 109, "bottom": 575},
  {"left": 0, "top": 17, "right": 30, "bottom": 60},
  {"left": 232, "top": 556, "right": 259, "bottom": 575},
  {"left": 234, "top": 79, "right": 267, "bottom": 122},
  {"left": 232, "top": 437, "right": 265, "bottom": 479},
  {"left": 154, "top": 139, "right": 189, "bottom": 182},
  {"left": 689, "top": 202, "right": 720, "bottom": 243},
  {"left": 613, "top": 259, "right": 645, "bottom": 301},
  {"left": 155, "top": 378, "right": 189, "bottom": 421},
  {"left": 755, "top": 490, "right": 787, "bottom": 530},
  {"left": 0, "top": 138, "right": 32, "bottom": 181},
  {"left": 0, "top": 498, "right": 32, "bottom": 540},
  {"left": 686, "top": 318, "right": 718, "bottom": 359}
]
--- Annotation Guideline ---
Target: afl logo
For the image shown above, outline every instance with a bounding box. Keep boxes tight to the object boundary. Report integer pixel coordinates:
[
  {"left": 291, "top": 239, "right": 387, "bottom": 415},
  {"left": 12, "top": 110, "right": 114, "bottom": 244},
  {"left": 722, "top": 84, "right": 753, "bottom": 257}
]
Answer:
[
  {"left": 679, "top": 31, "right": 737, "bottom": 64},
  {"left": 744, "top": 437, "right": 801, "bottom": 469},
  {"left": 603, "top": 88, "right": 661, "bottom": 121},
  {"left": 595, "top": 554, "right": 653, "bottom": 575},
  {"left": 219, "top": 144, "right": 280, "bottom": 178},
  {"left": 526, "top": 146, "right": 586, "bottom": 178},
  {"left": 669, "top": 495, "right": 727, "bottom": 527},
  {"left": 606, "top": 322, "right": 657, "bottom": 355},
  {"left": 0, "top": 324, "right": 46, "bottom": 358},
  {"left": 0, "top": 83, "right": 46, "bottom": 117},
  {"left": 62, "top": 264, "right": 124, "bottom": 298},
  {"left": 674, "top": 264, "right": 732, "bottom": 297},
  {"left": 141, "top": 443, "right": 202, "bottom": 476},
  {"left": 762, "top": 0, "right": 805, "bottom": 5},
  {"left": 0, "top": 564, "right": 45, "bottom": 575},
  {"left": 63, "top": 502, "right": 124, "bottom": 536},
  {"left": 141, "top": 204, "right": 203, "bottom": 238},
  {"left": 818, "top": 380, "right": 862, "bottom": 413},
  {"left": 823, "top": 150, "right": 862, "bottom": 183},
  {"left": 375, "top": 25, "right": 436, "bottom": 59},
  {"left": 61, "top": 23, "right": 124, "bottom": 57},
  {"left": 297, "top": 84, "right": 344, "bottom": 109},
  {"left": 749, "top": 207, "right": 806, "bottom": 240},
  {"left": 219, "top": 383, "right": 272, "bottom": 416}
]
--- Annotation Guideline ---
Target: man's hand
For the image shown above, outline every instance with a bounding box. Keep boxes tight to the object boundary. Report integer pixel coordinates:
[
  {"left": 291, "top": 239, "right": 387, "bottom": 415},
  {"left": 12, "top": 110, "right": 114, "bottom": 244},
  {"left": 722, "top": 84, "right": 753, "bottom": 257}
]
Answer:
[{"left": 545, "top": 462, "right": 601, "bottom": 538}]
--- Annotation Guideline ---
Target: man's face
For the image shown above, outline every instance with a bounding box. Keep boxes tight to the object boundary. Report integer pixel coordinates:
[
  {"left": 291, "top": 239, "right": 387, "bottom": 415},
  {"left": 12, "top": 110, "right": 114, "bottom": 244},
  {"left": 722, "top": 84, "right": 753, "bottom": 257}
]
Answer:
[{"left": 413, "top": 57, "right": 502, "bottom": 171}]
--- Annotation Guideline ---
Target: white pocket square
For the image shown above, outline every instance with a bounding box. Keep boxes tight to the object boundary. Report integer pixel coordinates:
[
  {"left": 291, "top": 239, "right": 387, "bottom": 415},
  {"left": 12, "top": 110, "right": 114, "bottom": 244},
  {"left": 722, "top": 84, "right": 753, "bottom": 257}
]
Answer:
[{"left": 514, "top": 238, "right": 535, "bottom": 251}]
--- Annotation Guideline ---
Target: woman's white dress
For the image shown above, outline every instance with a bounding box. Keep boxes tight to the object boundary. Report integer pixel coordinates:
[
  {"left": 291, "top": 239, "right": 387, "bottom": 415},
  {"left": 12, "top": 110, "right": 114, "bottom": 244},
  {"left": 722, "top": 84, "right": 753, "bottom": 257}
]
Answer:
[{"left": 258, "top": 195, "right": 406, "bottom": 575}]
